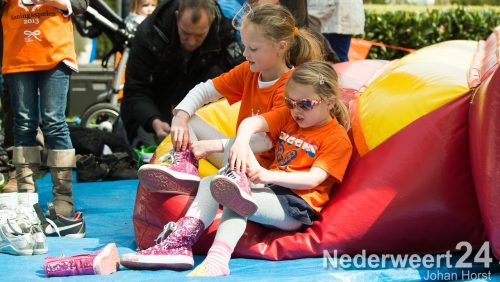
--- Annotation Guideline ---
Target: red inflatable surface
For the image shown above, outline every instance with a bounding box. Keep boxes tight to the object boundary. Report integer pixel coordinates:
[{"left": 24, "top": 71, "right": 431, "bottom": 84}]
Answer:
[{"left": 468, "top": 28, "right": 500, "bottom": 259}]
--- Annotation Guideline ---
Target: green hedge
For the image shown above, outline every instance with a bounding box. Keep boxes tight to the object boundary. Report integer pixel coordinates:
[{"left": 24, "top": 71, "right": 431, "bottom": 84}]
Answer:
[{"left": 362, "top": 5, "right": 500, "bottom": 59}]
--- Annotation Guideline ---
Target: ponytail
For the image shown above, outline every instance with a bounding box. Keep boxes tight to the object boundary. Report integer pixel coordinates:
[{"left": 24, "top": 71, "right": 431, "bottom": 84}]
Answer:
[
  {"left": 242, "top": 4, "right": 324, "bottom": 67},
  {"left": 289, "top": 28, "right": 323, "bottom": 67},
  {"left": 330, "top": 100, "right": 350, "bottom": 130}
]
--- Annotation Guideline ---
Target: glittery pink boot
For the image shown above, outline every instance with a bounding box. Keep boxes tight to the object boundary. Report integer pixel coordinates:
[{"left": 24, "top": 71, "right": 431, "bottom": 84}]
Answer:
[
  {"left": 44, "top": 243, "right": 120, "bottom": 277},
  {"left": 120, "top": 216, "right": 204, "bottom": 270}
]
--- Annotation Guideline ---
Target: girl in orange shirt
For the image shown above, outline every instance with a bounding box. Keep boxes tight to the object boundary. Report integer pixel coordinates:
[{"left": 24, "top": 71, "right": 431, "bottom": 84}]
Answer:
[
  {"left": 121, "top": 60, "right": 352, "bottom": 276},
  {"left": 192, "top": 60, "right": 352, "bottom": 276},
  {"left": 138, "top": 3, "right": 325, "bottom": 194}
]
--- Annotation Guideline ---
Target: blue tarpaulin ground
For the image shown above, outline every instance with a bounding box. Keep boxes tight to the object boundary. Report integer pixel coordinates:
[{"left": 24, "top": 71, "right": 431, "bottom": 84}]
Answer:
[{"left": 0, "top": 172, "right": 499, "bottom": 281}]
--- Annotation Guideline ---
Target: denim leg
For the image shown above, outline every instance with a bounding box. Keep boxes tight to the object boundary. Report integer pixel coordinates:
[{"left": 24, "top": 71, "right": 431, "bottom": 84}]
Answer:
[
  {"left": 38, "top": 64, "right": 73, "bottom": 149},
  {"left": 4, "top": 72, "right": 40, "bottom": 147},
  {"left": 324, "top": 33, "right": 352, "bottom": 62}
]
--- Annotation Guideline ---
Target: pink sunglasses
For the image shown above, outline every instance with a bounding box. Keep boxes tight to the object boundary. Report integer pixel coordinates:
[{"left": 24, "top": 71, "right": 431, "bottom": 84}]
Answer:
[{"left": 284, "top": 97, "right": 322, "bottom": 111}]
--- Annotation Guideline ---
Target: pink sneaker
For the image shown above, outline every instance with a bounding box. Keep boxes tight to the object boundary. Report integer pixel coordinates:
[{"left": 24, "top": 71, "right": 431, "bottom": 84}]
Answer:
[
  {"left": 44, "top": 243, "right": 120, "bottom": 277},
  {"left": 120, "top": 216, "right": 204, "bottom": 270},
  {"left": 210, "top": 168, "right": 257, "bottom": 217},
  {"left": 138, "top": 148, "right": 200, "bottom": 195}
]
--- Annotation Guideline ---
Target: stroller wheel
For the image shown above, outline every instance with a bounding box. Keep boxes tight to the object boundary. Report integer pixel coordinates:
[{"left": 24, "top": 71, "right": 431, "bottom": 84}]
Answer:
[{"left": 81, "top": 102, "right": 120, "bottom": 132}]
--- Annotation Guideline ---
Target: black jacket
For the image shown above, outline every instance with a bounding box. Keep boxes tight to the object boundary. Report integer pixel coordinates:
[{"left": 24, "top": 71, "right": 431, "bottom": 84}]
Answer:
[{"left": 121, "top": 0, "right": 244, "bottom": 142}]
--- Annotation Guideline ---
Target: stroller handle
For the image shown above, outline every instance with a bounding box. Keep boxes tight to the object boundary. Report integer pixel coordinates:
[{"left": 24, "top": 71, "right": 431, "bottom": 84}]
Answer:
[{"left": 74, "top": 0, "right": 133, "bottom": 51}]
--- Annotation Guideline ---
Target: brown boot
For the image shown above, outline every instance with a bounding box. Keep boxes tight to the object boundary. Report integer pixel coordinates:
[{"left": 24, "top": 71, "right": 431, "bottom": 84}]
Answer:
[
  {"left": 47, "top": 149, "right": 76, "bottom": 217},
  {"left": 1, "top": 170, "right": 18, "bottom": 193},
  {"left": 12, "top": 147, "right": 41, "bottom": 193}
]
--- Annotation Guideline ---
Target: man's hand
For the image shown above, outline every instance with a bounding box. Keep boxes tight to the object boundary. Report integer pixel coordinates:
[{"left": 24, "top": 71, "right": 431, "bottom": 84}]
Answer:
[
  {"left": 152, "top": 118, "right": 171, "bottom": 142},
  {"left": 171, "top": 111, "right": 191, "bottom": 151}
]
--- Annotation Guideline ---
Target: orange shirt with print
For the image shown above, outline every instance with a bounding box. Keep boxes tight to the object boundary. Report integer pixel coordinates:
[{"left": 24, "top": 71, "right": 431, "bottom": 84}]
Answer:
[
  {"left": 2, "top": 0, "right": 77, "bottom": 74},
  {"left": 262, "top": 107, "right": 353, "bottom": 212},
  {"left": 212, "top": 61, "right": 292, "bottom": 168}
]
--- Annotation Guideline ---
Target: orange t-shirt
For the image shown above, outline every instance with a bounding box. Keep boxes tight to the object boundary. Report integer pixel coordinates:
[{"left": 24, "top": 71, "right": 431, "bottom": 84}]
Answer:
[
  {"left": 213, "top": 61, "right": 292, "bottom": 168},
  {"left": 262, "top": 107, "right": 353, "bottom": 212},
  {"left": 2, "top": 0, "right": 77, "bottom": 74}
]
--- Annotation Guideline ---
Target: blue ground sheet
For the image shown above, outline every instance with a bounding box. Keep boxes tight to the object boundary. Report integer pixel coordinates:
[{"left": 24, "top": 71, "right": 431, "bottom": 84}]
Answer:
[{"left": 0, "top": 172, "right": 499, "bottom": 281}]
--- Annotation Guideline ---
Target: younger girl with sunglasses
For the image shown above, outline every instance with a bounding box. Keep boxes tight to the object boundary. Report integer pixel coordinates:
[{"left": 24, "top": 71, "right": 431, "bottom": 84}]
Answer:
[{"left": 121, "top": 60, "right": 352, "bottom": 276}]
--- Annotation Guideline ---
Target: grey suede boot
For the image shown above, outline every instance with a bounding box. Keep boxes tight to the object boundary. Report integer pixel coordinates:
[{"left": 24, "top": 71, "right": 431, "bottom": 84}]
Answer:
[
  {"left": 47, "top": 149, "right": 76, "bottom": 217},
  {"left": 13, "top": 147, "right": 41, "bottom": 193}
]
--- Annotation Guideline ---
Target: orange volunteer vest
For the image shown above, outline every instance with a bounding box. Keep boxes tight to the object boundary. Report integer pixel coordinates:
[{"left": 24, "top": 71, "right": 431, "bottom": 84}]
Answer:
[{"left": 2, "top": 0, "right": 77, "bottom": 74}]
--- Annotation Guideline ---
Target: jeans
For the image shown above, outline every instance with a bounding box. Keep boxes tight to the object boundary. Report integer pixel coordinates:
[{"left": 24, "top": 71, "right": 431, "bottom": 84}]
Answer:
[
  {"left": 324, "top": 33, "right": 352, "bottom": 62},
  {"left": 5, "top": 63, "right": 73, "bottom": 149}
]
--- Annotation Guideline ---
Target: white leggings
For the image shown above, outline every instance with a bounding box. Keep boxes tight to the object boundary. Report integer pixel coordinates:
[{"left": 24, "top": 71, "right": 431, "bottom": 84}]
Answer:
[
  {"left": 185, "top": 138, "right": 303, "bottom": 250},
  {"left": 188, "top": 115, "right": 273, "bottom": 169}
]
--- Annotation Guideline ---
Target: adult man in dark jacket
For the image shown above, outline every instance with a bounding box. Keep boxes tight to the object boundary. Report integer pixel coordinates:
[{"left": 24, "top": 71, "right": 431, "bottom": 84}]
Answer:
[{"left": 121, "top": 0, "right": 244, "bottom": 146}]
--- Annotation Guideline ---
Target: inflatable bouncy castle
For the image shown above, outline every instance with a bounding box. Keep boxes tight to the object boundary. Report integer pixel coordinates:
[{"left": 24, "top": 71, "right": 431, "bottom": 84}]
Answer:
[{"left": 133, "top": 27, "right": 500, "bottom": 260}]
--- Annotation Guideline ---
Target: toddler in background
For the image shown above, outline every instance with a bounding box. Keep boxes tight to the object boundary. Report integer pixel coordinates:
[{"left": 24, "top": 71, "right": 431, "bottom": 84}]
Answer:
[{"left": 124, "top": 0, "right": 157, "bottom": 33}]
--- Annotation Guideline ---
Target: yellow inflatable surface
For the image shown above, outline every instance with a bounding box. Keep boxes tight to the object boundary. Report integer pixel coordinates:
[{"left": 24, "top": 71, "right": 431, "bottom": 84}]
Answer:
[{"left": 351, "top": 40, "right": 476, "bottom": 156}]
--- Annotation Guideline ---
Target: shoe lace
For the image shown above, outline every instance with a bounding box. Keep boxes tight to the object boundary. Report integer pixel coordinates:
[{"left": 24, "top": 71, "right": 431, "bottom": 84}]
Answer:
[
  {"left": 222, "top": 165, "right": 241, "bottom": 181},
  {"left": 154, "top": 221, "right": 177, "bottom": 244},
  {"left": 158, "top": 150, "right": 180, "bottom": 165},
  {"left": 45, "top": 218, "right": 62, "bottom": 237},
  {"left": 159, "top": 150, "right": 176, "bottom": 164},
  {"left": 4, "top": 218, "right": 24, "bottom": 235}
]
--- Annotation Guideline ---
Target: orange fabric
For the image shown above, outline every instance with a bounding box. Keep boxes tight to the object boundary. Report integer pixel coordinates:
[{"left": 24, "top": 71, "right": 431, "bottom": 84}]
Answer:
[
  {"left": 262, "top": 107, "right": 353, "bottom": 212},
  {"left": 349, "top": 98, "right": 369, "bottom": 156},
  {"left": 213, "top": 61, "right": 292, "bottom": 168},
  {"left": 114, "top": 52, "right": 125, "bottom": 100},
  {"left": 2, "top": 0, "right": 77, "bottom": 74},
  {"left": 348, "top": 38, "right": 373, "bottom": 61},
  {"left": 348, "top": 38, "right": 417, "bottom": 61}
]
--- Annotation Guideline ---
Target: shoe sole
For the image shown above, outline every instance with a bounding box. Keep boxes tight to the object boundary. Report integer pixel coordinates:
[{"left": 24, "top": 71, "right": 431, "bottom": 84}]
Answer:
[
  {"left": 0, "top": 245, "right": 33, "bottom": 256},
  {"left": 64, "top": 232, "right": 86, "bottom": 238},
  {"left": 138, "top": 165, "right": 199, "bottom": 195},
  {"left": 120, "top": 253, "right": 194, "bottom": 270},
  {"left": 210, "top": 176, "right": 257, "bottom": 217},
  {"left": 93, "top": 243, "right": 120, "bottom": 275}
]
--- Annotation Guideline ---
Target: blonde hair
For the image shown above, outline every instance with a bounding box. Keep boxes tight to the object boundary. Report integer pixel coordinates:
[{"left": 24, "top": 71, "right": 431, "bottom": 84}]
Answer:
[
  {"left": 288, "top": 60, "right": 350, "bottom": 130},
  {"left": 242, "top": 4, "right": 323, "bottom": 67},
  {"left": 130, "top": 0, "right": 157, "bottom": 14}
]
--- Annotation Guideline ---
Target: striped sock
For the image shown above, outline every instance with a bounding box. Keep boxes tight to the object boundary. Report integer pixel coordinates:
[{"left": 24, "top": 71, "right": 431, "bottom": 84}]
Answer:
[{"left": 188, "top": 240, "right": 232, "bottom": 276}]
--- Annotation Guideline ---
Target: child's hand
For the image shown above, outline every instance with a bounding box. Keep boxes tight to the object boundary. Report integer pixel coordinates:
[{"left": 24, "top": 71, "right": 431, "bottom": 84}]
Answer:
[
  {"left": 171, "top": 111, "right": 191, "bottom": 151},
  {"left": 246, "top": 163, "right": 272, "bottom": 184},
  {"left": 191, "top": 140, "right": 223, "bottom": 160},
  {"left": 229, "top": 139, "right": 250, "bottom": 173}
]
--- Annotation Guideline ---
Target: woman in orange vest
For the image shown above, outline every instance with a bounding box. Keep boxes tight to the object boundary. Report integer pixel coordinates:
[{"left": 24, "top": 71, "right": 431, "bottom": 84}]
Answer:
[{"left": 1, "top": 0, "right": 88, "bottom": 226}]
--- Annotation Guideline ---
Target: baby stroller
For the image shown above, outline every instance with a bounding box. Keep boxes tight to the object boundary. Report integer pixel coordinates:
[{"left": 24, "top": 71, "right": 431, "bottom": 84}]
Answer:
[{"left": 72, "top": 0, "right": 133, "bottom": 132}]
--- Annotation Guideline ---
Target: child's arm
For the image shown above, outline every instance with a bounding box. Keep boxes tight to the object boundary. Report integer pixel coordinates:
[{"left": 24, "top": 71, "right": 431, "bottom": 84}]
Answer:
[
  {"left": 34, "top": 0, "right": 69, "bottom": 12},
  {"left": 191, "top": 140, "right": 225, "bottom": 160},
  {"left": 172, "top": 80, "right": 223, "bottom": 151},
  {"left": 247, "top": 163, "right": 329, "bottom": 190},
  {"left": 229, "top": 115, "right": 269, "bottom": 172}
]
